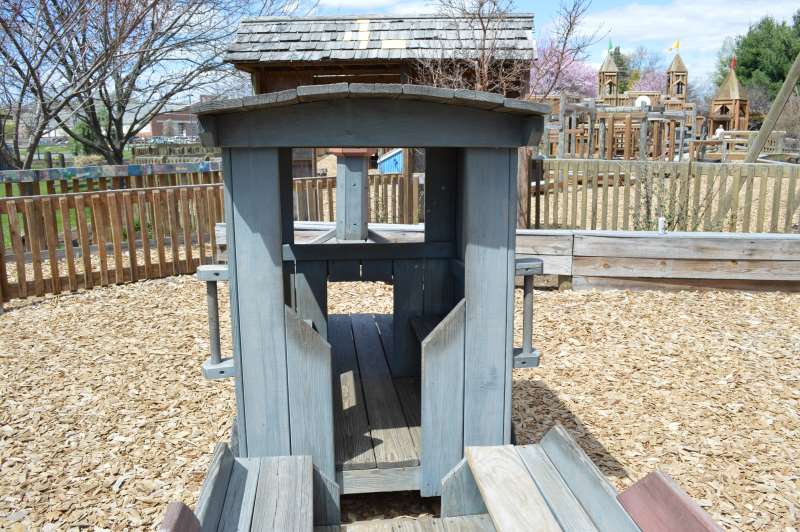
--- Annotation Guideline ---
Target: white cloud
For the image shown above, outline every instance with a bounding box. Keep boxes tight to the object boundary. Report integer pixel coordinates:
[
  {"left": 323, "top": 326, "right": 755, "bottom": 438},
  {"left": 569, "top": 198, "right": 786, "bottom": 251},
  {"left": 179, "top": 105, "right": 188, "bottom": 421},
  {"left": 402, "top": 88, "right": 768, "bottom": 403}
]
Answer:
[
  {"left": 581, "top": 0, "right": 797, "bottom": 79},
  {"left": 317, "top": 0, "right": 400, "bottom": 9}
]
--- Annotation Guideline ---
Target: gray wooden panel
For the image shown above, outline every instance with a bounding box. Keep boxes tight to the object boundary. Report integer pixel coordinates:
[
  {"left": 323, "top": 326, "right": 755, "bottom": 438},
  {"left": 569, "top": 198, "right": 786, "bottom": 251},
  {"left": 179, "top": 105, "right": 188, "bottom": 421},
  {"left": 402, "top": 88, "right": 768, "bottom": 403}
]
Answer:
[
  {"left": 294, "top": 261, "right": 328, "bottom": 339},
  {"left": 212, "top": 99, "right": 542, "bottom": 148},
  {"left": 228, "top": 147, "right": 290, "bottom": 456},
  {"left": 314, "top": 466, "right": 342, "bottom": 527},
  {"left": 329, "top": 260, "right": 361, "bottom": 281},
  {"left": 362, "top": 260, "right": 393, "bottom": 282},
  {"left": 337, "top": 466, "right": 420, "bottom": 495},
  {"left": 515, "top": 445, "right": 599, "bottom": 532},
  {"left": 279, "top": 148, "right": 294, "bottom": 245},
  {"left": 328, "top": 315, "right": 376, "bottom": 471},
  {"left": 441, "top": 515, "right": 496, "bottom": 532},
  {"left": 392, "top": 260, "right": 424, "bottom": 377},
  {"left": 222, "top": 151, "right": 247, "bottom": 457},
  {"left": 440, "top": 458, "right": 486, "bottom": 518},
  {"left": 285, "top": 306, "right": 339, "bottom": 524},
  {"left": 573, "top": 233, "right": 800, "bottom": 261},
  {"left": 540, "top": 424, "right": 639, "bottom": 532},
  {"left": 516, "top": 232, "right": 575, "bottom": 255},
  {"left": 425, "top": 148, "right": 459, "bottom": 244},
  {"left": 375, "top": 314, "right": 394, "bottom": 361},
  {"left": 218, "top": 458, "right": 261, "bottom": 532},
  {"left": 336, "top": 155, "right": 369, "bottom": 241},
  {"left": 161, "top": 502, "right": 201, "bottom": 532},
  {"left": 393, "top": 377, "right": 421, "bottom": 457},
  {"left": 420, "top": 299, "right": 466, "bottom": 497},
  {"left": 195, "top": 443, "right": 234, "bottom": 532},
  {"left": 465, "top": 446, "right": 561, "bottom": 532},
  {"left": 461, "top": 148, "right": 516, "bottom": 447},
  {"left": 285, "top": 242, "right": 455, "bottom": 261},
  {"left": 572, "top": 256, "right": 800, "bottom": 281},
  {"left": 423, "top": 259, "right": 453, "bottom": 316},
  {"left": 351, "top": 313, "right": 419, "bottom": 468},
  {"left": 251, "top": 455, "right": 314, "bottom": 532}
]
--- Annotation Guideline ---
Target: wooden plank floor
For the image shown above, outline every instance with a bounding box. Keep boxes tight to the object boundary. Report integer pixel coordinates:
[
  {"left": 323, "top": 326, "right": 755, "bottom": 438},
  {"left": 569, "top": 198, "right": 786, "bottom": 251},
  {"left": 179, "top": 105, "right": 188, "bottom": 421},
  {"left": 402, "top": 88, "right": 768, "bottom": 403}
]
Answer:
[{"left": 330, "top": 314, "right": 421, "bottom": 471}]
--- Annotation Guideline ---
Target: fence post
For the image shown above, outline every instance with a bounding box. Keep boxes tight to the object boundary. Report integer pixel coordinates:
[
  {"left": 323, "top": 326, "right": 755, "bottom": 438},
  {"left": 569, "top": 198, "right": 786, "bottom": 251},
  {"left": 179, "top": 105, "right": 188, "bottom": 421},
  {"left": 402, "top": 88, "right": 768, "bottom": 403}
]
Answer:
[
  {"left": 517, "top": 147, "right": 531, "bottom": 228},
  {"left": 532, "top": 158, "right": 543, "bottom": 229},
  {"left": 44, "top": 151, "right": 53, "bottom": 169}
]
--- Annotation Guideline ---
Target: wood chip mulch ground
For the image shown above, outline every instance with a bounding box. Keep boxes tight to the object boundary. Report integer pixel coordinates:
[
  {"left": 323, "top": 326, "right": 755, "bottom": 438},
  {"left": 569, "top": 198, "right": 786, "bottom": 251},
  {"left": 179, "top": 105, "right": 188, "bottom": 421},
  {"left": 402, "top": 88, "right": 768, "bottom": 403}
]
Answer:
[{"left": 0, "top": 277, "right": 798, "bottom": 531}]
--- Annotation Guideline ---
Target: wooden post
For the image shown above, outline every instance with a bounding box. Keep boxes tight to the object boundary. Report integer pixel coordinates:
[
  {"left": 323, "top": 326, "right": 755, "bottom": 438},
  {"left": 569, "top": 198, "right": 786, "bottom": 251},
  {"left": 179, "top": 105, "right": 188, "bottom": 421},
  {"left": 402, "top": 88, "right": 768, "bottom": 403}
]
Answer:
[
  {"left": 587, "top": 102, "right": 596, "bottom": 159},
  {"left": 623, "top": 114, "right": 632, "bottom": 160},
  {"left": 639, "top": 104, "right": 649, "bottom": 161},
  {"left": 557, "top": 94, "right": 566, "bottom": 159},
  {"left": 334, "top": 152, "right": 369, "bottom": 240},
  {"left": 516, "top": 147, "right": 531, "bottom": 227},
  {"left": 746, "top": 50, "right": 800, "bottom": 162},
  {"left": 598, "top": 119, "right": 607, "bottom": 160},
  {"left": 606, "top": 116, "right": 615, "bottom": 159},
  {"left": 532, "top": 158, "right": 543, "bottom": 228}
]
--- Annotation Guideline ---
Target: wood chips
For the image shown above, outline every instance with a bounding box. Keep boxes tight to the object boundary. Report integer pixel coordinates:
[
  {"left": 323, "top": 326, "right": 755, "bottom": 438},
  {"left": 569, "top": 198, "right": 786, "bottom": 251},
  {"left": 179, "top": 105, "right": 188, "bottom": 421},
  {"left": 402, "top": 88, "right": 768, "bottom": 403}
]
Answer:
[{"left": 0, "top": 278, "right": 798, "bottom": 530}]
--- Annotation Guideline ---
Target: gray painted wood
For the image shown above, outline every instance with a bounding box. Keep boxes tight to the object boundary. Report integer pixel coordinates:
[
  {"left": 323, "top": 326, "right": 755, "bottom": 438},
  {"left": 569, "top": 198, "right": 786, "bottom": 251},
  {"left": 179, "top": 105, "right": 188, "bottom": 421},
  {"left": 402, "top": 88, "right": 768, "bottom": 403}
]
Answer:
[
  {"left": 314, "top": 466, "right": 342, "bottom": 526},
  {"left": 283, "top": 242, "right": 455, "bottom": 261},
  {"left": 160, "top": 502, "right": 201, "bottom": 532},
  {"left": 515, "top": 444, "right": 599, "bottom": 532},
  {"left": 336, "top": 155, "right": 369, "bottom": 240},
  {"left": 440, "top": 458, "right": 486, "bottom": 518},
  {"left": 228, "top": 147, "right": 290, "bottom": 456},
  {"left": 294, "top": 261, "right": 328, "bottom": 339},
  {"left": 328, "top": 315, "right": 376, "bottom": 471},
  {"left": 441, "top": 515, "right": 496, "bottom": 532},
  {"left": 337, "top": 465, "right": 420, "bottom": 494},
  {"left": 540, "top": 424, "right": 640, "bottom": 532},
  {"left": 393, "top": 377, "right": 421, "bottom": 458},
  {"left": 218, "top": 458, "right": 260, "bottom": 532},
  {"left": 392, "top": 260, "right": 424, "bottom": 377},
  {"left": 195, "top": 443, "right": 234, "bottom": 532},
  {"left": 200, "top": 98, "right": 545, "bottom": 149},
  {"left": 285, "top": 306, "right": 339, "bottom": 524},
  {"left": 251, "top": 455, "right": 314, "bottom": 532},
  {"left": 465, "top": 446, "right": 561, "bottom": 532},
  {"left": 279, "top": 148, "right": 294, "bottom": 245},
  {"left": 328, "top": 260, "right": 361, "bottom": 281},
  {"left": 350, "top": 313, "right": 419, "bottom": 468},
  {"left": 222, "top": 150, "right": 247, "bottom": 458},
  {"left": 420, "top": 299, "right": 466, "bottom": 497},
  {"left": 461, "top": 148, "right": 516, "bottom": 447},
  {"left": 362, "top": 260, "right": 393, "bottom": 282}
]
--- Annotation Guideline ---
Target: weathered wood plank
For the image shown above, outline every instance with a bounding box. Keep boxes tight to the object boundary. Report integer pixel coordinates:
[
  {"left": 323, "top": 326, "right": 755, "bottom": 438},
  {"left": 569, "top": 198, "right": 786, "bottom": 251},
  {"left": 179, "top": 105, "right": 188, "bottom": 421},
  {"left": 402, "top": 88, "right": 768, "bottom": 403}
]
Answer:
[
  {"left": 461, "top": 148, "right": 516, "bottom": 447},
  {"left": 619, "top": 470, "right": 723, "bottom": 532},
  {"left": 420, "top": 299, "right": 465, "bottom": 497},
  {"left": 285, "top": 306, "right": 339, "bottom": 524},
  {"left": 337, "top": 465, "right": 420, "bottom": 495},
  {"left": 573, "top": 233, "right": 800, "bottom": 261},
  {"left": 251, "top": 455, "right": 313, "bottom": 532},
  {"left": 440, "top": 458, "right": 486, "bottom": 518},
  {"left": 394, "top": 377, "right": 421, "bottom": 458},
  {"left": 516, "top": 444, "right": 598, "bottom": 531},
  {"left": 540, "top": 424, "right": 639, "bottom": 532},
  {"left": 351, "top": 313, "right": 419, "bottom": 468},
  {"left": 572, "top": 275, "right": 800, "bottom": 293},
  {"left": 441, "top": 515, "right": 496, "bottom": 532},
  {"left": 328, "top": 315, "right": 376, "bottom": 471},
  {"left": 227, "top": 147, "right": 291, "bottom": 456},
  {"left": 392, "top": 259, "right": 424, "bottom": 377},
  {"left": 294, "top": 260, "right": 328, "bottom": 339},
  {"left": 159, "top": 502, "right": 201, "bottom": 532},
  {"left": 218, "top": 458, "right": 260, "bottom": 532},
  {"left": 465, "top": 446, "right": 561, "bottom": 532},
  {"left": 195, "top": 443, "right": 234, "bottom": 532},
  {"left": 572, "top": 256, "right": 800, "bottom": 280}
]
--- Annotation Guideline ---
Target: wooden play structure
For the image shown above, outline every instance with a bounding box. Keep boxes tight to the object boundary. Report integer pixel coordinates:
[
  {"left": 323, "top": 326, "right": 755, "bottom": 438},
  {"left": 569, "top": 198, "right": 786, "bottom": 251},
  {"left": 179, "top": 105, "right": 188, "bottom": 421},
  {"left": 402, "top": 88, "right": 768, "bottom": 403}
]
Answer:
[{"left": 154, "top": 82, "right": 727, "bottom": 530}]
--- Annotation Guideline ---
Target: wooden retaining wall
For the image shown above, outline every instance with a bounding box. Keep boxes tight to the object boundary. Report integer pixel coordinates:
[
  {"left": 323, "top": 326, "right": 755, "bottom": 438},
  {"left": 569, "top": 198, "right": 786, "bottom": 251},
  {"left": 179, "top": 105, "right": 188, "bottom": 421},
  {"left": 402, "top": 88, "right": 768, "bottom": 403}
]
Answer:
[{"left": 517, "top": 229, "right": 800, "bottom": 291}]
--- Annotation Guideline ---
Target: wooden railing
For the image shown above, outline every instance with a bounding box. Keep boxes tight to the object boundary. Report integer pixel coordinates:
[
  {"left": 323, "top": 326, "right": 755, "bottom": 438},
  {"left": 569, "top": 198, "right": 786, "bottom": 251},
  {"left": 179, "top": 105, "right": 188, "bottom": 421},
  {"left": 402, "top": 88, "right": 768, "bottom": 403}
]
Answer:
[
  {"left": 292, "top": 173, "right": 422, "bottom": 224},
  {"left": 531, "top": 159, "right": 800, "bottom": 233}
]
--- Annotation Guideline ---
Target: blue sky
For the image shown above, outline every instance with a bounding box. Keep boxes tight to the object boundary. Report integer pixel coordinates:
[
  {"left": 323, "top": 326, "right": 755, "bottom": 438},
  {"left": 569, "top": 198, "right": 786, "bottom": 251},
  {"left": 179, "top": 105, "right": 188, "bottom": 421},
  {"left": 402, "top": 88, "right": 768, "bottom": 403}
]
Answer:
[{"left": 315, "top": 0, "right": 799, "bottom": 85}]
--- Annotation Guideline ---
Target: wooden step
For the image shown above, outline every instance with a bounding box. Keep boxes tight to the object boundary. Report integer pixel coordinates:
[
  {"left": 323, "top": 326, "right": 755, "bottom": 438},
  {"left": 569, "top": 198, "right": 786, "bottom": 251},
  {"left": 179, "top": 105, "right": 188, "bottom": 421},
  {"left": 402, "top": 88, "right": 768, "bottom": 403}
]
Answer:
[
  {"left": 314, "top": 514, "right": 495, "bottom": 531},
  {"left": 465, "top": 446, "right": 561, "bottom": 532}
]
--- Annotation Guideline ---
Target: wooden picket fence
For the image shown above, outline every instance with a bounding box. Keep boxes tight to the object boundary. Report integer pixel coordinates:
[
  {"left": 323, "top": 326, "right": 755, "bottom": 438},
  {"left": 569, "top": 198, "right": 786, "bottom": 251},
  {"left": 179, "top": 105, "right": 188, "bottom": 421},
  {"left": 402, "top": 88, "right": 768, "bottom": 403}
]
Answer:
[
  {"left": 0, "top": 161, "right": 222, "bottom": 198},
  {"left": 292, "top": 173, "right": 422, "bottom": 224},
  {"left": 532, "top": 159, "right": 800, "bottom": 233}
]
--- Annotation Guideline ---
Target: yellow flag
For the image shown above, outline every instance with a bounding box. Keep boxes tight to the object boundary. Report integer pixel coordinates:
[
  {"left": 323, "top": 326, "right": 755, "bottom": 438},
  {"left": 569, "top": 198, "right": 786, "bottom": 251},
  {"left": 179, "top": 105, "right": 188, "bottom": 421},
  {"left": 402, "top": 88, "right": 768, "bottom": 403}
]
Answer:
[{"left": 668, "top": 39, "right": 680, "bottom": 52}]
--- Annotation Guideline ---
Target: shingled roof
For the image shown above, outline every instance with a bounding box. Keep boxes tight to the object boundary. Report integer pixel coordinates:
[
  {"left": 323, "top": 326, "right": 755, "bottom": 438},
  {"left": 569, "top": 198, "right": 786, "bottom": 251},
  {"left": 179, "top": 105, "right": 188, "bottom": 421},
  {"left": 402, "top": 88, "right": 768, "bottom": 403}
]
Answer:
[{"left": 225, "top": 14, "right": 535, "bottom": 65}]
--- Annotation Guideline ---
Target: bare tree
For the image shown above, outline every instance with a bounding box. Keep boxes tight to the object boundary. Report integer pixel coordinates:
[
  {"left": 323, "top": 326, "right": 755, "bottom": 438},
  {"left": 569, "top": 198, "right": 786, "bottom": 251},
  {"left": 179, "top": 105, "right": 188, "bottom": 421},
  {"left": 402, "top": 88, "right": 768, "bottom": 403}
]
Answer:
[
  {"left": 59, "top": 0, "right": 318, "bottom": 165},
  {"left": 528, "top": 0, "right": 602, "bottom": 101},
  {"left": 0, "top": 0, "right": 138, "bottom": 169},
  {"left": 411, "top": 0, "right": 532, "bottom": 96}
]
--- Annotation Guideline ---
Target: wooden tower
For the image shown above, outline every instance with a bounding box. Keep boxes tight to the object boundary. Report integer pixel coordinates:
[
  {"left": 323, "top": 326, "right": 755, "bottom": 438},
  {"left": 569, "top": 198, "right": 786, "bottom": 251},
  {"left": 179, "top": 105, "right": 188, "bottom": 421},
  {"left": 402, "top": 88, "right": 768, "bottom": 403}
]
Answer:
[
  {"left": 193, "top": 84, "right": 546, "bottom": 520},
  {"left": 709, "top": 68, "right": 749, "bottom": 132},
  {"left": 666, "top": 53, "right": 688, "bottom": 102},
  {"left": 598, "top": 53, "right": 620, "bottom": 105}
]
